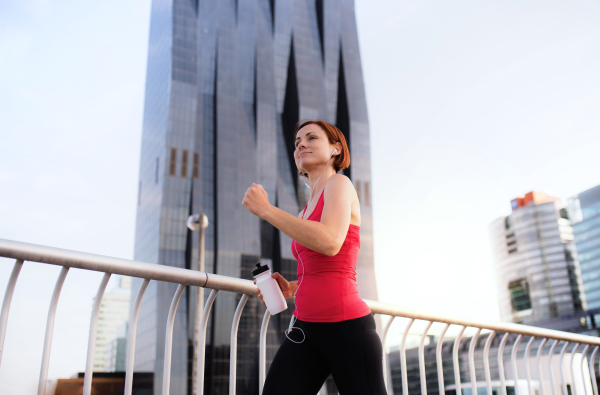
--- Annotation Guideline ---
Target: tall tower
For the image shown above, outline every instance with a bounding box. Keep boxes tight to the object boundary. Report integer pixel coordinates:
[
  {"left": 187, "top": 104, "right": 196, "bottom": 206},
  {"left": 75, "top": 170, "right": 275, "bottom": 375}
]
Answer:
[
  {"left": 568, "top": 184, "right": 600, "bottom": 332},
  {"left": 132, "top": 1, "right": 378, "bottom": 393},
  {"left": 488, "top": 191, "right": 586, "bottom": 332}
]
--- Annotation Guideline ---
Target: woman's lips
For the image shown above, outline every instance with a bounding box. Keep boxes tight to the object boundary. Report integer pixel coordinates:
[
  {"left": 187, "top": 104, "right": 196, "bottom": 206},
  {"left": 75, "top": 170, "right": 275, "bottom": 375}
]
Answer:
[{"left": 299, "top": 152, "right": 311, "bottom": 157}]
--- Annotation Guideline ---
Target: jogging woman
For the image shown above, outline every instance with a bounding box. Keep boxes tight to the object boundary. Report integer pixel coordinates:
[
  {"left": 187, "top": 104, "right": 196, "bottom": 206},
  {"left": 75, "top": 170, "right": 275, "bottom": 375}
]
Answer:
[{"left": 242, "top": 119, "right": 386, "bottom": 395}]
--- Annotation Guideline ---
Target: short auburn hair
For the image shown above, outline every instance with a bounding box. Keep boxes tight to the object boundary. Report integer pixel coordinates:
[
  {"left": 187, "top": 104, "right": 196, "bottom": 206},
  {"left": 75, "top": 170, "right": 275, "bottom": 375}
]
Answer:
[{"left": 294, "top": 119, "right": 350, "bottom": 176}]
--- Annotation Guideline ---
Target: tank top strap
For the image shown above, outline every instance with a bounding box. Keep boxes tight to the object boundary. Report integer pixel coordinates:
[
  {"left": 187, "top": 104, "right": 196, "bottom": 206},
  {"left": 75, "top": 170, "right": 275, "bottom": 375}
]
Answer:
[{"left": 307, "top": 189, "right": 326, "bottom": 220}]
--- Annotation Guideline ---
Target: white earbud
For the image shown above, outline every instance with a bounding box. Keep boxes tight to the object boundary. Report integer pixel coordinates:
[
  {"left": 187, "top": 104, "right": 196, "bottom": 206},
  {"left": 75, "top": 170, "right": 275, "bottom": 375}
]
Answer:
[{"left": 331, "top": 148, "right": 337, "bottom": 156}]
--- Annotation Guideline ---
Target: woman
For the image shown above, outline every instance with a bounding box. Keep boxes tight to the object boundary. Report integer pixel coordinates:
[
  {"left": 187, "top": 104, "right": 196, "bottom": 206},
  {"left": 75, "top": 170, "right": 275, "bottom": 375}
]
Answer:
[{"left": 242, "top": 120, "right": 386, "bottom": 395}]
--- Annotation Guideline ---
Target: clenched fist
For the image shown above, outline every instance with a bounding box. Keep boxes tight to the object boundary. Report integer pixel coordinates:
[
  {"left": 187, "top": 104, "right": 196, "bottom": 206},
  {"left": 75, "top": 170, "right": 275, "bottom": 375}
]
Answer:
[{"left": 242, "top": 183, "right": 271, "bottom": 218}]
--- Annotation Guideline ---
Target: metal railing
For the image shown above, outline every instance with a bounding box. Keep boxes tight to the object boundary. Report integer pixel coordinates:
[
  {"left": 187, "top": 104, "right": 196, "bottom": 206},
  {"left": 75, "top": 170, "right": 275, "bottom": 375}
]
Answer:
[{"left": 0, "top": 237, "right": 599, "bottom": 395}]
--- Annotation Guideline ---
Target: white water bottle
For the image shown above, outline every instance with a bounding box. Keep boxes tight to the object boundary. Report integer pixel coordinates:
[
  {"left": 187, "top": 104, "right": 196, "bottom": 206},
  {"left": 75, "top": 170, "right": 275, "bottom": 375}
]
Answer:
[{"left": 252, "top": 263, "right": 287, "bottom": 315}]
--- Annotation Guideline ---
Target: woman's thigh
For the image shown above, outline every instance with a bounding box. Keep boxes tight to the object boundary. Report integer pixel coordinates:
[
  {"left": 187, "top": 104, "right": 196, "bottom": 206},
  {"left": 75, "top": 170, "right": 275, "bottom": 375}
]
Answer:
[
  {"left": 262, "top": 331, "right": 330, "bottom": 395},
  {"left": 322, "top": 314, "right": 387, "bottom": 395}
]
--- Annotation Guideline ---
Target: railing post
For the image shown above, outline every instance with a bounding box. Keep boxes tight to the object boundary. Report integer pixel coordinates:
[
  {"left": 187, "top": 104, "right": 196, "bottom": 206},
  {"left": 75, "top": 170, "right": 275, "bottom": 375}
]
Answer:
[
  {"left": 124, "top": 278, "right": 150, "bottom": 395},
  {"left": 512, "top": 334, "right": 524, "bottom": 395},
  {"left": 548, "top": 340, "right": 560, "bottom": 395},
  {"left": 259, "top": 309, "right": 271, "bottom": 394},
  {"left": 589, "top": 346, "right": 599, "bottom": 395},
  {"left": 229, "top": 294, "right": 249, "bottom": 395},
  {"left": 469, "top": 328, "right": 482, "bottom": 395},
  {"left": 0, "top": 259, "right": 23, "bottom": 369},
  {"left": 484, "top": 331, "right": 497, "bottom": 395},
  {"left": 498, "top": 333, "right": 510, "bottom": 395},
  {"left": 162, "top": 284, "right": 186, "bottom": 395},
  {"left": 437, "top": 323, "right": 450, "bottom": 395},
  {"left": 536, "top": 338, "right": 548, "bottom": 395},
  {"left": 525, "top": 336, "right": 536, "bottom": 395},
  {"left": 559, "top": 341, "right": 571, "bottom": 395},
  {"left": 569, "top": 343, "right": 581, "bottom": 395},
  {"left": 419, "top": 321, "right": 433, "bottom": 395},
  {"left": 197, "top": 289, "right": 218, "bottom": 395},
  {"left": 401, "top": 319, "right": 415, "bottom": 395},
  {"left": 83, "top": 272, "right": 111, "bottom": 395},
  {"left": 37, "top": 266, "right": 69, "bottom": 395},
  {"left": 453, "top": 325, "right": 467, "bottom": 395},
  {"left": 580, "top": 345, "right": 590, "bottom": 395},
  {"left": 382, "top": 315, "right": 395, "bottom": 395}
]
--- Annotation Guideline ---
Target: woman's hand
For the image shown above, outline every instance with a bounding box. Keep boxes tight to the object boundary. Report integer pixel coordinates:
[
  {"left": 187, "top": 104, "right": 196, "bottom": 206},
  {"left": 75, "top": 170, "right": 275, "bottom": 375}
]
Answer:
[
  {"left": 242, "top": 183, "right": 271, "bottom": 218},
  {"left": 254, "top": 272, "right": 296, "bottom": 305}
]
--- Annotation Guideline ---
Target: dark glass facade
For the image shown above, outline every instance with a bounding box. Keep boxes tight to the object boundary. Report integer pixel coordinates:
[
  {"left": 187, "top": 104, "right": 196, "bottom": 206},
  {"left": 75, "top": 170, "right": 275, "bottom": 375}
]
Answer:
[
  {"left": 568, "top": 184, "right": 600, "bottom": 328},
  {"left": 133, "top": 1, "right": 378, "bottom": 394}
]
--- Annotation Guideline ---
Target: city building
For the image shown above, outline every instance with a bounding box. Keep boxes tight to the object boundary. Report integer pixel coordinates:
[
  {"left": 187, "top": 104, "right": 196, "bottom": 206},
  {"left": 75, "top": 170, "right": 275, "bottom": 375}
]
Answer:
[
  {"left": 104, "top": 323, "right": 128, "bottom": 372},
  {"left": 568, "top": 184, "right": 600, "bottom": 330},
  {"left": 93, "top": 276, "right": 131, "bottom": 371},
  {"left": 132, "top": 1, "right": 378, "bottom": 394},
  {"left": 488, "top": 191, "right": 586, "bottom": 332}
]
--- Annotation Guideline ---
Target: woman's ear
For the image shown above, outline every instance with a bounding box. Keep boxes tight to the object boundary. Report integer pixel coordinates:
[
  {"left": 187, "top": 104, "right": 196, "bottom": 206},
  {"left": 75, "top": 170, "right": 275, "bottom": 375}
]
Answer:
[{"left": 334, "top": 142, "right": 342, "bottom": 155}]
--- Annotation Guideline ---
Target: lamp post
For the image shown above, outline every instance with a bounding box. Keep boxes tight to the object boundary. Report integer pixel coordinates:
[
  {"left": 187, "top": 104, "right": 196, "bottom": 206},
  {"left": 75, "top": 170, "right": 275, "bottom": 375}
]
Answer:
[{"left": 187, "top": 213, "right": 209, "bottom": 395}]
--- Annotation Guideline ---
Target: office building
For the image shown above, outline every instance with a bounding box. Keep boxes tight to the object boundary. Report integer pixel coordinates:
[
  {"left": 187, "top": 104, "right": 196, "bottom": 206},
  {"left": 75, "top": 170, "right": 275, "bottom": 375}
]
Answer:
[
  {"left": 568, "top": 184, "right": 600, "bottom": 330},
  {"left": 105, "top": 323, "right": 128, "bottom": 372},
  {"left": 133, "top": 1, "right": 378, "bottom": 393},
  {"left": 93, "top": 276, "right": 131, "bottom": 371},
  {"left": 488, "top": 191, "right": 586, "bottom": 332}
]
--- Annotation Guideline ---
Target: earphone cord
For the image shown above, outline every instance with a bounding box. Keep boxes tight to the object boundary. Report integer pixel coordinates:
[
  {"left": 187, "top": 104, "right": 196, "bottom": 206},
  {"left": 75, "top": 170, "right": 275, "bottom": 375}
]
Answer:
[{"left": 285, "top": 153, "right": 335, "bottom": 344}]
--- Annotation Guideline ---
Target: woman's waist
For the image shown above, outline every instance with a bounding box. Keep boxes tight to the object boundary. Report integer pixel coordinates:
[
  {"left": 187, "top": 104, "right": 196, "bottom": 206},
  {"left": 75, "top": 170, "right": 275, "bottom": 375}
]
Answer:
[
  {"left": 297, "top": 269, "right": 358, "bottom": 278},
  {"left": 294, "top": 288, "right": 370, "bottom": 322}
]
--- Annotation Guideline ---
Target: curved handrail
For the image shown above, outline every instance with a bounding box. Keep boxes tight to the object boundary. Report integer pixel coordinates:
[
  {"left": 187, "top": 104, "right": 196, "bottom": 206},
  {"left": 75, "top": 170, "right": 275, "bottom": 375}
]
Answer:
[{"left": 1, "top": 237, "right": 600, "bottom": 346}]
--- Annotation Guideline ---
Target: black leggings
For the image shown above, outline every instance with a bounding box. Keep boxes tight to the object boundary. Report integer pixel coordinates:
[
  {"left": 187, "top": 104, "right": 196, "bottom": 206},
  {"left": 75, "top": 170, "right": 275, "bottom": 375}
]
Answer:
[{"left": 262, "top": 313, "right": 387, "bottom": 395}]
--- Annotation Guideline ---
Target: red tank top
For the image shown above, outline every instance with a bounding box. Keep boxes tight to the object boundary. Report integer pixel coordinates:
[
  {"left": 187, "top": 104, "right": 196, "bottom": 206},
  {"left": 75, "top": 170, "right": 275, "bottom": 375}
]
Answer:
[{"left": 291, "top": 189, "right": 371, "bottom": 322}]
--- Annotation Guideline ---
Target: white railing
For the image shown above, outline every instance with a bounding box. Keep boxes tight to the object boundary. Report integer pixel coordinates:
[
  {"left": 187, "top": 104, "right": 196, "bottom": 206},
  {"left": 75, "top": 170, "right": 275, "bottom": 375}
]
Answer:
[{"left": 0, "top": 237, "right": 599, "bottom": 395}]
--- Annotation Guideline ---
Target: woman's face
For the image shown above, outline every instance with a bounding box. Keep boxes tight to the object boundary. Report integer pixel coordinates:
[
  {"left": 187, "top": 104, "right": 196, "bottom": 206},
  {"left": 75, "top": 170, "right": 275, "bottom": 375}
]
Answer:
[{"left": 294, "top": 124, "right": 336, "bottom": 174}]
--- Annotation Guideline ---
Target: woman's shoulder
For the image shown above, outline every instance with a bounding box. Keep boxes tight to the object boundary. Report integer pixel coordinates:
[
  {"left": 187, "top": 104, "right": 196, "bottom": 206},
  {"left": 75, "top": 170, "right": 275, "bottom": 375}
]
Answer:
[
  {"left": 324, "top": 174, "right": 355, "bottom": 199},
  {"left": 326, "top": 174, "right": 354, "bottom": 189}
]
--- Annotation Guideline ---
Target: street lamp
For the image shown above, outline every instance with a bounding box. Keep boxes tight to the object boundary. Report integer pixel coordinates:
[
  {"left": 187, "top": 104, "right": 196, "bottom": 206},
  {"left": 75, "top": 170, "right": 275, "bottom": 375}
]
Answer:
[{"left": 187, "top": 213, "right": 209, "bottom": 395}]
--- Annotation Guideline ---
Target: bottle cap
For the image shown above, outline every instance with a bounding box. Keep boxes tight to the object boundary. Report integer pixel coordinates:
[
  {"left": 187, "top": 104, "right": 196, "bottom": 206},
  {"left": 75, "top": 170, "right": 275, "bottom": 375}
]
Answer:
[{"left": 252, "top": 262, "right": 270, "bottom": 277}]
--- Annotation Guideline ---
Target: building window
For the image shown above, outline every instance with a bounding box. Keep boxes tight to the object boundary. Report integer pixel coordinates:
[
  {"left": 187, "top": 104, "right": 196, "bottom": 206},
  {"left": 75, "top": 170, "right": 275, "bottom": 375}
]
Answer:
[
  {"left": 505, "top": 216, "right": 512, "bottom": 230},
  {"left": 181, "top": 150, "right": 188, "bottom": 178},
  {"left": 364, "top": 181, "right": 371, "bottom": 207},
  {"left": 169, "top": 148, "right": 177, "bottom": 176},
  {"left": 155, "top": 158, "right": 159, "bottom": 184},
  {"left": 193, "top": 152, "right": 199, "bottom": 179},
  {"left": 356, "top": 180, "right": 361, "bottom": 204},
  {"left": 508, "top": 279, "right": 532, "bottom": 312}
]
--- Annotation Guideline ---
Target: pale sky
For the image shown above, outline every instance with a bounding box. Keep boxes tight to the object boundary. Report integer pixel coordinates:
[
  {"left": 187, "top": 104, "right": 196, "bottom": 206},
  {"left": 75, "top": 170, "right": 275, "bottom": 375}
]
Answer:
[{"left": 1, "top": 1, "right": 600, "bottom": 393}]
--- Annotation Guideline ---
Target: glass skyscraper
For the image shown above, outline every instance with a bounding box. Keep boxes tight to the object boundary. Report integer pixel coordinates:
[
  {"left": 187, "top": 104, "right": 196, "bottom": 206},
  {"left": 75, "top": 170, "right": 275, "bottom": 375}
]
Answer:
[
  {"left": 488, "top": 191, "right": 586, "bottom": 332},
  {"left": 132, "top": 1, "right": 378, "bottom": 394},
  {"left": 568, "top": 184, "right": 600, "bottom": 330}
]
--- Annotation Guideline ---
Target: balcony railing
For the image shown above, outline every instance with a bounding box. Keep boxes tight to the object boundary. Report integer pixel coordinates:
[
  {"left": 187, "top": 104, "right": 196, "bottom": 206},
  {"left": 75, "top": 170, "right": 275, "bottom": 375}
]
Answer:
[{"left": 0, "top": 237, "right": 599, "bottom": 395}]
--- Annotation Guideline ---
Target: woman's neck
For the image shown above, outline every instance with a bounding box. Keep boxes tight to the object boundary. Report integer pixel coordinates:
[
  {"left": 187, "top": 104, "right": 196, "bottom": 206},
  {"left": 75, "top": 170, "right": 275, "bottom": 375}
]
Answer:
[{"left": 306, "top": 166, "right": 336, "bottom": 200}]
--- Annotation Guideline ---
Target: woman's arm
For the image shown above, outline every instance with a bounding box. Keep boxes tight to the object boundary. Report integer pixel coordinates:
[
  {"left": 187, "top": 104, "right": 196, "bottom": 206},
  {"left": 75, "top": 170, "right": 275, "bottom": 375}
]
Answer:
[{"left": 242, "top": 174, "right": 354, "bottom": 256}]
